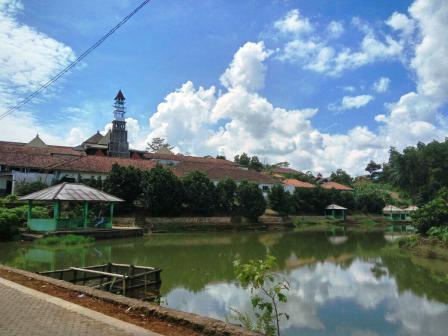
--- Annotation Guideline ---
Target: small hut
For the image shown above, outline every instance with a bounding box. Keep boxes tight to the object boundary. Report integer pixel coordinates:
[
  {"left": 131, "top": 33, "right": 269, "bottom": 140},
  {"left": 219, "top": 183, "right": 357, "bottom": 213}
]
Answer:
[
  {"left": 20, "top": 183, "right": 123, "bottom": 232},
  {"left": 383, "top": 205, "right": 405, "bottom": 221},
  {"left": 403, "top": 205, "right": 418, "bottom": 221},
  {"left": 325, "top": 204, "right": 347, "bottom": 220}
]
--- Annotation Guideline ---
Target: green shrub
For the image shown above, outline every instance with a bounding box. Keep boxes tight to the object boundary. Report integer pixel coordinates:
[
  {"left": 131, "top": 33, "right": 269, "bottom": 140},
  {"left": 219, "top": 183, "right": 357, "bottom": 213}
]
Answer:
[
  {"left": 412, "top": 197, "right": 448, "bottom": 234},
  {"left": 0, "top": 211, "right": 20, "bottom": 240},
  {"left": 398, "top": 235, "right": 420, "bottom": 248},
  {"left": 427, "top": 226, "right": 448, "bottom": 243},
  {"left": 15, "top": 181, "right": 48, "bottom": 196}
]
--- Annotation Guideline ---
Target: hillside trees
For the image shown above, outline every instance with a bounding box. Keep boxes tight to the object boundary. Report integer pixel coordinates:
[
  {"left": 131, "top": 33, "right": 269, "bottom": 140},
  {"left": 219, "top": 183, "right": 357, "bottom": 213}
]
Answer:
[
  {"left": 234, "top": 153, "right": 264, "bottom": 171},
  {"left": 382, "top": 140, "right": 448, "bottom": 203},
  {"left": 330, "top": 169, "right": 353, "bottom": 186}
]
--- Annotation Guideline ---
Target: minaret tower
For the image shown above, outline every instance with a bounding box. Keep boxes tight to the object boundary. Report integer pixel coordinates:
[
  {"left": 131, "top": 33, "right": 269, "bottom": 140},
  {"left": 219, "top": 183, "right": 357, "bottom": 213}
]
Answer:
[{"left": 108, "top": 90, "right": 130, "bottom": 158}]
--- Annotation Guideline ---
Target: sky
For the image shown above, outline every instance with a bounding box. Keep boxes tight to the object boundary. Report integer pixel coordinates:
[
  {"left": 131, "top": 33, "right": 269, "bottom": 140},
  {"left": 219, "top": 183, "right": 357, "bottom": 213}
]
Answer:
[{"left": 0, "top": 0, "right": 447, "bottom": 175}]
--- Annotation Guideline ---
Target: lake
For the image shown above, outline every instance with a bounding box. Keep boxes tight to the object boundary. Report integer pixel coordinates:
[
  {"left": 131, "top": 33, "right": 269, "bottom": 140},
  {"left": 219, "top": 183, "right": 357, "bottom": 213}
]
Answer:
[{"left": 1, "top": 231, "right": 447, "bottom": 336}]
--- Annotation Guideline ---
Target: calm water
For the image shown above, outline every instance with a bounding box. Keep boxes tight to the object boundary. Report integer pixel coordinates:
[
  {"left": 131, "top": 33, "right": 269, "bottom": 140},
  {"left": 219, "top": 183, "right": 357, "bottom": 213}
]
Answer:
[{"left": 1, "top": 231, "right": 448, "bottom": 336}]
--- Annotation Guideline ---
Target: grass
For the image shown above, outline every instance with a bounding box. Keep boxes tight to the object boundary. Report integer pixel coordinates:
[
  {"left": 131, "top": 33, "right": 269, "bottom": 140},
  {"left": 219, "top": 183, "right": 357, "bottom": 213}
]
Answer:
[
  {"left": 35, "top": 234, "right": 94, "bottom": 247},
  {"left": 386, "top": 233, "right": 448, "bottom": 261},
  {"left": 292, "top": 214, "right": 385, "bottom": 232}
]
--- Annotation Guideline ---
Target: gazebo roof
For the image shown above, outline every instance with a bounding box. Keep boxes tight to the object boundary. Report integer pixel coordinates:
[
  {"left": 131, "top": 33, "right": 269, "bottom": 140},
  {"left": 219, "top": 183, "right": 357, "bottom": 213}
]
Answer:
[
  {"left": 383, "top": 205, "right": 403, "bottom": 213},
  {"left": 19, "top": 183, "right": 124, "bottom": 202},
  {"left": 404, "top": 205, "right": 418, "bottom": 211},
  {"left": 326, "top": 204, "right": 347, "bottom": 210}
]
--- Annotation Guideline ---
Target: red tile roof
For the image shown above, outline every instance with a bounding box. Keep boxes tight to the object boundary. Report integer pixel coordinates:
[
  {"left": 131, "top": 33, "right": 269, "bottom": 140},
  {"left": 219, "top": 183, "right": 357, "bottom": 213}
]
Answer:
[
  {"left": 58, "top": 156, "right": 157, "bottom": 173},
  {"left": 0, "top": 141, "right": 83, "bottom": 157},
  {"left": 145, "top": 152, "right": 235, "bottom": 166},
  {"left": 283, "top": 179, "right": 315, "bottom": 188},
  {"left": 0, "top": 141, "right": 273, "bottom": 183},
  {"left": 272, "top": 167, "right": 300, "bottom": 174},
  {"left": 0, "top": 152, "right": 80, "bottom": 170},
  {"left": 172, "top": 162, "right": 276, "bottom": 184},
  {"left": 321, "top": 181, "right": 354, "bottom": 191}
]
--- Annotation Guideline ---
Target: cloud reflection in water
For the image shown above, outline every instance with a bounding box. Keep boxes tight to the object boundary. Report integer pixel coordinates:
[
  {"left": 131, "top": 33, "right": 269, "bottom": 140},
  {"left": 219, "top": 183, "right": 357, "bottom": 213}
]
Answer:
[{"left": 164, "top": 259, "right": 448, "bottom": 336}]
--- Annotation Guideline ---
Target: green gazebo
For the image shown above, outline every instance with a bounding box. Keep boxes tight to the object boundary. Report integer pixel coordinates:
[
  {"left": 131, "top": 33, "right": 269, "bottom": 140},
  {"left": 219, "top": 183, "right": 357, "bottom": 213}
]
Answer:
[
  {"left": 325, "top": 204, "right": 347, "bottom": 220},
  {"left": 20, "top": 183, "right": 123, "bottom": 232},
  {"left": 383, "top": 205, "right": 406, "bottom": 221}
]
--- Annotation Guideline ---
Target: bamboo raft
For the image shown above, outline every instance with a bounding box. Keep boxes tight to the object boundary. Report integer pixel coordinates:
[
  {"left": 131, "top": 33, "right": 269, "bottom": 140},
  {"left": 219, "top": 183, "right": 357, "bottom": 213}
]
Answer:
[{"left": 39, "top": 263, "right": 162, "bottom": 300}]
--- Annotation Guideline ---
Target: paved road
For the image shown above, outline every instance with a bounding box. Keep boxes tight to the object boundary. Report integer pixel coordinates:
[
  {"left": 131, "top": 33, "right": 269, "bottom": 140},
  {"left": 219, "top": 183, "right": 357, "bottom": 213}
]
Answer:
[{"left": 0, "top": 277, "right": 161, "bottom": 336}]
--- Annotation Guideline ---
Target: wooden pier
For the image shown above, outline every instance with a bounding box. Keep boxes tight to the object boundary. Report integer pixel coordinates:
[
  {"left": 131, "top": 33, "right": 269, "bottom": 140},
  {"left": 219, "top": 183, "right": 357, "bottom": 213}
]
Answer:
[{"left": 39, "top": 263, "right": 162, "bottom": 300}]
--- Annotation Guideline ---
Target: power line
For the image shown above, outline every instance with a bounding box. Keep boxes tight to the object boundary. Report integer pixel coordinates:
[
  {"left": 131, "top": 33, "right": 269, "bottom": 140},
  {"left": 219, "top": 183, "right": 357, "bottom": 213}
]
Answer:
[{"left": 0, "top": 0, "right": 151, "bottom": 121}]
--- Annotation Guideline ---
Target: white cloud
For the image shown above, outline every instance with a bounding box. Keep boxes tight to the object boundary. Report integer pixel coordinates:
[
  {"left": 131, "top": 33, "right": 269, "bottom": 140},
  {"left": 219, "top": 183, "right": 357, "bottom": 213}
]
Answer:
[
  {"left": 375, "top": 0, "right": 448, "bottom": 148},
  {"left": 2, "top": 0, "right": 448, "bottom": 179},
  {"left": 0, "top": 0, "right": 80, "bottom": 145},
  {"left": 0, "top": 111, "right": 86, "bottom": 146},
  {"left": 273, "top": 9, "right": 313, "bottom": 36},
  {"left": 275, "top": 9, "right": 407, "bottom": 76},
  {"left": 145, "top": 0, "right": 448, "bottom": 176},
  {"left": 220, "top": 41, "right": 271, "bottom": 92},
  {"left": 143, "top": 81, "right": 217, "bottom": 154},
  {"left": 326, "top": 21, "right": 344, "bottom": 39},
  {"left": 373, "top": 77, "right": 391, "bottom": 93},
  {"left": 343, "top": 86, "right": 356, "bottom": 92},
  {"left": 329, "top": 95, "right": 374, "bottom": 111},
  {"left": 386, "top": 12, "right": 416, "bottom": 37}
]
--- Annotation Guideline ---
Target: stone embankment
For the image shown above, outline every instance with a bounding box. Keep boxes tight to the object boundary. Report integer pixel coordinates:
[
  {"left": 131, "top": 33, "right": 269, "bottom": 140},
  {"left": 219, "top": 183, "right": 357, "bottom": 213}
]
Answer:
[{"left": 114, "top": 215, "right": 293, "bottom": 232}]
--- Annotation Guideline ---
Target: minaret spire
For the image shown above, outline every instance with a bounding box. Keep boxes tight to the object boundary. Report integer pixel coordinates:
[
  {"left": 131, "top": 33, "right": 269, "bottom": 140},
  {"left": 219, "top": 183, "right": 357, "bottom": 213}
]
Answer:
[
  {"left": 113, "top": 90, "right": 126, "bottom": 121},
  {"left": 108, "top": 89, "right": 130, "bottom": 158}
]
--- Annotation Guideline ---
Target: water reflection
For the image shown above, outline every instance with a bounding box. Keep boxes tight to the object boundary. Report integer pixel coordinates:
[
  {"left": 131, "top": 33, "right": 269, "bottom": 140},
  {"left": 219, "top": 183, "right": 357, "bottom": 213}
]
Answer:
[
  {"left": 0, "top": 231, "right": 447, "bottom": 335},
  {"left": 166, "top": 259, "right": 448, "bottom": 336}
]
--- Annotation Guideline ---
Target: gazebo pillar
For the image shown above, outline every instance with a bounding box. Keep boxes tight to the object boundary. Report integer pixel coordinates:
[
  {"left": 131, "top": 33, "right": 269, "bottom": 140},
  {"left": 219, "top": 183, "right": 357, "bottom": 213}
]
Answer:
[
  {"left": 110, "top": 202, "right": 114, "bottom": 228},
  {"left": 27, "top": 200, "right": 33, "bottom": 223},
  {"left": 53, "top": 200, "right": 60, "bottom": 227},
  {"left": 83, "top": 201, "right": 89, "bottom": 228}
]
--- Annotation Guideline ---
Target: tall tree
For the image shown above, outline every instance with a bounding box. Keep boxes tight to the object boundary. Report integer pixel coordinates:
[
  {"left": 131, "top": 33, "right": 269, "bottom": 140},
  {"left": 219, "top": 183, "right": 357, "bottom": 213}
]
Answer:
[
  {"left": 236, "top": 181, "right": 266, "bottom": 221},
  {"left": 365, "top": 160, "right": 382, "bottom": 179},
  {"left": 104, "top": 164, "right": 143, "bottom": 210},
  {"left": 182, "top": 171, "right": 217, "bottom": 215},
  {"left": 146, "top": 137, "right": 174, "bottom": 152},
  {"left": 140, "top": 165, "right": 184, "bottom": 215},
  {"left": 268, "top": 184, "right": 292, "bottom": 215},
  {"left": 216, "top": 179, "right": 237, "bottom": 214}
]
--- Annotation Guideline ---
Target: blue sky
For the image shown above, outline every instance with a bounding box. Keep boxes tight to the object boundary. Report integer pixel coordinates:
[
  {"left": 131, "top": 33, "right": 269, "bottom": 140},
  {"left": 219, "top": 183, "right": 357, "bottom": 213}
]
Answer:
[{"left": 0, "top": 0, "right": 447, "bottom": 174}]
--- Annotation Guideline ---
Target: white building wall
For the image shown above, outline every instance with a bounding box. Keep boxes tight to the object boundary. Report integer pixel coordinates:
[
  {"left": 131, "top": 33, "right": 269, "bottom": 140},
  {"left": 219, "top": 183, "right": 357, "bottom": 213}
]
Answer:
[
  {"left": 284, "top": 185, "right": 295, "bottom": 194},
  {"left": 56, "top": 171, "right": 107, "bottom": 181}
]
